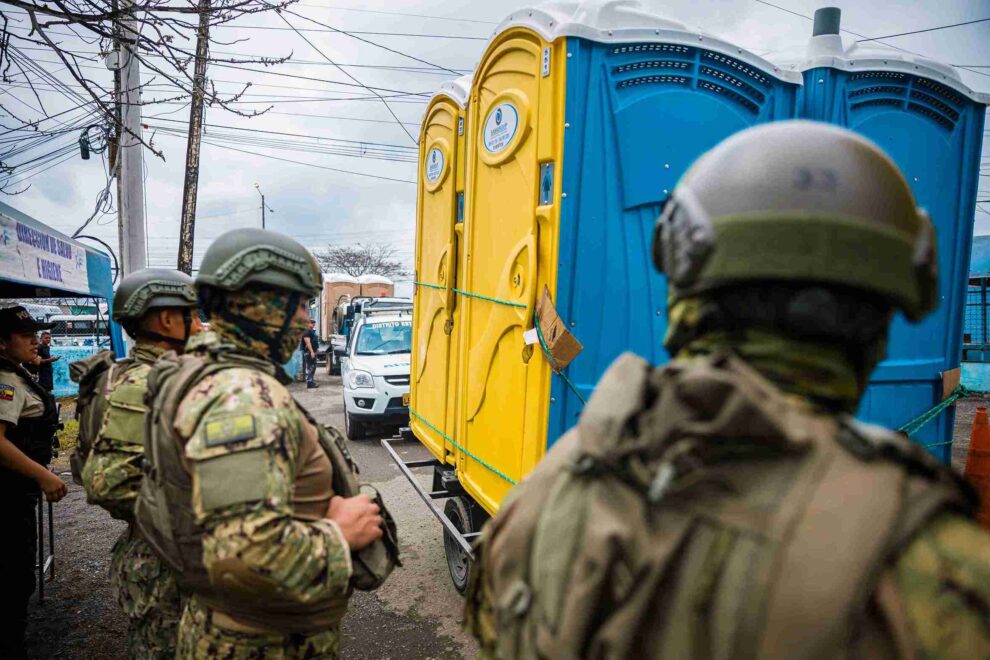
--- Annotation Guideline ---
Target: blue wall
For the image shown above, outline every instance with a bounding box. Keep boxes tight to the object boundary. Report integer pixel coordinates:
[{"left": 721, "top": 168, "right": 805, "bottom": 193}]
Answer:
[
  {"left": 51, "top": 346, "right": 106, "bottom": 397},
  {"left": 51, "top": 347, "right": 304, "bottom": 397},
  {"left": 548, "top": 38, "right": 799, "bottom": 443},
  {"left": 798, "top": 67, "right": 986, "bottom": 462}
]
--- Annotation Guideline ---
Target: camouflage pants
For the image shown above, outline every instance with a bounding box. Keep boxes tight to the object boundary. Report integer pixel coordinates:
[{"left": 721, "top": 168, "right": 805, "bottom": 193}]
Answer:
[
  {"left": 177, "top": 597, "right": 341, "bottom": 659},
  {"left": 110, "top": 527, "right": 183, "bottom": 660}
]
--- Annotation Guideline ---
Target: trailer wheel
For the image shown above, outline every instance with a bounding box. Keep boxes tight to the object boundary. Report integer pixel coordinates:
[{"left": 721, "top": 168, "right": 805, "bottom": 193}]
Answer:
[{"left": 443, "top": 496, "right": 473, "bottom": 594}]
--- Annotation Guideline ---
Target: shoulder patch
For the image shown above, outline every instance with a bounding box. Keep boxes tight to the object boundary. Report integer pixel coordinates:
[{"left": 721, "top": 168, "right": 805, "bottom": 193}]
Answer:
[
  {"left": 204, "top": 414, "right": 257, "bottom": 447},
  {"left": 0, "top": 384, "right": 14, "bottom": 401}
]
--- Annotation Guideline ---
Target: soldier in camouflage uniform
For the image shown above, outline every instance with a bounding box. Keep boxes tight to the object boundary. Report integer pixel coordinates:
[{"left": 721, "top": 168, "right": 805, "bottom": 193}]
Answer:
[
  {"left": 465, "top": 122, "right": 990, "bottom": 659},
  {"left": 134, "top": 228, "right": 388, "bottom": 659},
  {"left": 71, "top": 268, "right": 202, "bottom": 659}
]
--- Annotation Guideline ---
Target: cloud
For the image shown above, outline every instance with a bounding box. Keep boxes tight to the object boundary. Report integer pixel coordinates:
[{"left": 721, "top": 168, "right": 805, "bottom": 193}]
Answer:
[{"left": 6, "top": 0, "right": 988, "bottom": 267}]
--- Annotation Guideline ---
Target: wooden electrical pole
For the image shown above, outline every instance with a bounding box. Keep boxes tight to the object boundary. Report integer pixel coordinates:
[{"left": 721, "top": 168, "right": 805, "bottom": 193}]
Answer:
[{"left": 177, "top": 0, "right": 211, "bottom": 274}]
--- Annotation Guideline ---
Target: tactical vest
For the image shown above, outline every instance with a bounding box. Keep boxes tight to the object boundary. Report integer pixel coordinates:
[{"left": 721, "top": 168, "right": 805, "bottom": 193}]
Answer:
[
  {"left": 0, "top": 356, "right": 59, "bottom": 494},
  {"left": 468, "top": 352, "right": 975, "bottom": 660},
  {"left": 69, "top": 350, "right": 119, "bottom": 485},
  {"left": 135, "top": 345, "right": 399, "bottom": 635},
  {"left": 79, "top": 356, "right": 152, "bottom": 520}
]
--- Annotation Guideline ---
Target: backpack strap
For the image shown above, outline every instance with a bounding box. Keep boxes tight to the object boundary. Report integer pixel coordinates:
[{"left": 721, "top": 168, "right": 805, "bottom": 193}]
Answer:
[
  {"left": 754, "top": 415, "right": 972, "bottom": 659},
  {"left": 69, "top": 351, "right": 118, "bottom": 484}
]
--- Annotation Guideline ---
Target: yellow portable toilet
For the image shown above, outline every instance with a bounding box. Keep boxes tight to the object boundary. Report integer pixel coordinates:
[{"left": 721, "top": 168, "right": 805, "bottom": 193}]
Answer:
[
  {"left": 389, "top": 0, "right": 801, "bottom": 593},
  {"left": 410, "top": 74, "right": 472, "bottom": 465}
]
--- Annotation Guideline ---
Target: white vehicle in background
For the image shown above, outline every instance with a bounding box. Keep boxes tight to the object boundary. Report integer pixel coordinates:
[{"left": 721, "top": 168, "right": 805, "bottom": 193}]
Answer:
[{"left": 338, "top": 311, "right": 412, "bottom": 439}]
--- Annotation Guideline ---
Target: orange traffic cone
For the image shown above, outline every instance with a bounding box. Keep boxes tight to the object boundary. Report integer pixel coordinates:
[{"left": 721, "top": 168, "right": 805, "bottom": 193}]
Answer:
[{"left": 965, "top": 406, "right": 990, "bottom": 530}]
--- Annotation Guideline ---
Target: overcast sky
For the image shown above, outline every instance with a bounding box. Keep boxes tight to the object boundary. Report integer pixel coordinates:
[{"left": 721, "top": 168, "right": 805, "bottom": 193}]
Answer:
[{"left": 3, "top": 0, "right": 989, "bottom": 296}]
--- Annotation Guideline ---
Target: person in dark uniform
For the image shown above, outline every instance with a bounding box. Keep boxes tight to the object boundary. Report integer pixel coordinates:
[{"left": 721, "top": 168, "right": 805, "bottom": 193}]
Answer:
[
  {"left": 302, "top": 317, "right": 320, "bottom": 388},
  {"left": 31, "top": 332, "right": 59, "bottom": 392},
  {"left": 0, "top": 306, "right": 67, "bottom": 659}
]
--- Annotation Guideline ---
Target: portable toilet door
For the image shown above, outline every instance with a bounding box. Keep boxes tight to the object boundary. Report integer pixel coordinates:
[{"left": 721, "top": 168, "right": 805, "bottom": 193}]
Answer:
[
  {"left": 785, "top": 8, "right": 989, "bottom": 462},
  {"left": 410, "top": 75, "right": 471, "bottom": 465},
  {"left": 455, "top": 0, "right": 803, "bottom": 515}
]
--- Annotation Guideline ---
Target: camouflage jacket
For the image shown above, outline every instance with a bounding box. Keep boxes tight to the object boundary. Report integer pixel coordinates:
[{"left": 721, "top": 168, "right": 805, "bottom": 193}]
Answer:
[
  {"left": 167, "top": 331, "right": 351, "bottom": 624},
  {"left": 466, "top": 352, "right": 990, "bottom": 659},
  {"left": 81, "top": 344, "right": 165, "bottom": 521}
]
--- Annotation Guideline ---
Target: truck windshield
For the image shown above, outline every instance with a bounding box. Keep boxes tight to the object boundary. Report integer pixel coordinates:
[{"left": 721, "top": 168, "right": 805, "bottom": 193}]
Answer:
[{"left": 355, "top": 322, "right": 412, "bottom": 355}]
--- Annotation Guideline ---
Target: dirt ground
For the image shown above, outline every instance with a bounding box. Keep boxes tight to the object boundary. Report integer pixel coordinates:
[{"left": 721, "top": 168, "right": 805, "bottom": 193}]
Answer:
[
  {"left": 23, "top": 375, "right": 989, "bottom": 659},
  {"left": 26, "top": 370, "right": 475, "bottom": 660}
]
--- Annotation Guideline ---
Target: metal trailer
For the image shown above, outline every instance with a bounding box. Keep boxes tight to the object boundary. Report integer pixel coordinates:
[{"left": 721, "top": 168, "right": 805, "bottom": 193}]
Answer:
[{"left": 1, "top": 200, "right": 126, "bottom": 600}]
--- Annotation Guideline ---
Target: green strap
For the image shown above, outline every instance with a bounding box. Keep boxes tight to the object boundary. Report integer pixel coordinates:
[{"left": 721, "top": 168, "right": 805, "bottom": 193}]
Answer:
[
  {"left": 533, "top": 311, "right": 587, "bottom": 405},
  {"left": 409, "top": 408, "right": 517, "bottom": 486},
  {"left": 414, "top": 281, "right": 586, "bottom": 406},
  {"left": 898, "top": 384, "right": 975, "bottom": 446},
  {"left": 414, "top": 281, "right": 527, "bottom": 309}
]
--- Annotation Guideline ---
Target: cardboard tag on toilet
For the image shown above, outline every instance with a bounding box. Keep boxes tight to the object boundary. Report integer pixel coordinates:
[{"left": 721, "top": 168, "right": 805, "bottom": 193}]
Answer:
[{"left": 535, "top": 286, "right": 582, "bottom": 372}]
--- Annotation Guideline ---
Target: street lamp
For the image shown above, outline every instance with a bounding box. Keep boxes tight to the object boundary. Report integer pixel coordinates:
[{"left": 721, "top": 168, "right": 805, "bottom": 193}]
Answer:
[{"left": 254, "top": 183, "right": 274, "bottom": 229}]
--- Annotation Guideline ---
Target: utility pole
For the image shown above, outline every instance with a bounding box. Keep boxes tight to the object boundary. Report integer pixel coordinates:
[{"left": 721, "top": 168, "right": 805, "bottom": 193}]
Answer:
[
  {"left": 113, "top": 0, "right": 147, "bottom": 277},
  {"left": 254, "top": 183, "right": 273, "bottom": 229},
  {"left": 177, "top": 0, "right": 211, "bottom": 274}
]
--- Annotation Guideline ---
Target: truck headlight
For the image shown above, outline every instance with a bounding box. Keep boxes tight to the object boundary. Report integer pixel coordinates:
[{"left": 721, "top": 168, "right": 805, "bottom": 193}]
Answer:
[{"left": 349, "top": 370, "right": 374, "bottom": 389}]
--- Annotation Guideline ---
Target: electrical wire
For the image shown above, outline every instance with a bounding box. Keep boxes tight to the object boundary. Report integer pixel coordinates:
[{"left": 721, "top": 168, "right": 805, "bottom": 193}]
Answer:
[
  {"left": 753, "top": 0, "right": 990, "bottom": 80},
  {"left": 75, "top": 234, "right": 120, "bottom": 285},
  {"left": 296, "top": 3, "right": 499, "bottom": 25},
  {"left": 280, "top": 7, "right": 461, "bottom": 75},
  {"left": 856, "top": 17, "right": 990, "bottom": 43},
  {"left": 159, "top": 132, "right": 418, "bottom": 183},
  {"left": 215, "top": 24, "right": 488, "bottom": 40},
  {"left": 149, "top": 116, "right": 417, "bottom": 151},
  {"left": 277, "top": 12, "right": 418, "bottom": 144}
]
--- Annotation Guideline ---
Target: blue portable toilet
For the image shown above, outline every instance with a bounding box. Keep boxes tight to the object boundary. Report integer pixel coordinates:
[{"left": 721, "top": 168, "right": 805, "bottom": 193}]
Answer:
[
  {"left": 536, "top": 1, "right": 804, "bottom": 441},
  {"left": 780, "top": 8, "right": 989, "bottom": 461}
]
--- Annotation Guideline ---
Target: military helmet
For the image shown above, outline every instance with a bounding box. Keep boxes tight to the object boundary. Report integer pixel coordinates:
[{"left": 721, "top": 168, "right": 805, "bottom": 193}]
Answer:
[
  {"left": 652, "top": 120, "right": 937, "bottom": 322},
  {"left": 112, "top": 268, "right": 197, "bottom": 322},
  {"left": 195, "top": 228, "right": 322, "bottom": 298}
]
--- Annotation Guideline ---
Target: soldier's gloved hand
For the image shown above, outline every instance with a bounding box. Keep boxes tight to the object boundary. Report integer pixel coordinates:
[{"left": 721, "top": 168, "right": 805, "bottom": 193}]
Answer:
[
  {"left": 326, "top": 494, "right": 383, "bottom": 551},
  {"left": 38, "top": 469, "right": 68, "bottom": 502}
]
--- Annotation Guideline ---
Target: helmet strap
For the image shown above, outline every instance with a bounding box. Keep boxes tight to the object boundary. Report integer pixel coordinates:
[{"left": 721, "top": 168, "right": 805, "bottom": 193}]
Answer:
[
  {"left": 270, "top": 292, "right": 302, "bottom": 361},
  {"left": 136, "top": 330, "right": 187, "bottom": 349}
]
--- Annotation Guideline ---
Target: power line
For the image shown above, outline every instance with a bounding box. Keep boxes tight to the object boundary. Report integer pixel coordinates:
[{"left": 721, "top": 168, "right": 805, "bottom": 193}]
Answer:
[
  {"left": 296, "top": 3, "right": 499, "bottom": 25},
  {"left": 752, "top": 0, "right": 990, "bottom": 80},
  {"left": 149, "top": 116, "right": 416, "bottom": 151},
  {"left": 185, "top": 134, "right": 417, "bottom": 184},
  {"left": 280, "top": 7, "right": 461, "bottom": 75},
  {"left": 267, "top": 110, "right": 418, "bottom": 126},
  {"left": 215, "top": 24, "right": 488, "bottom": 40},
  {"left": 15, "top": 44, "right": 474, "bottom": 74},
  {"left": 856, "top": 17, "right": 990, "bottom": 43},
  {"left": 277, "top": 12, "right": 418, "bottom": 144}
]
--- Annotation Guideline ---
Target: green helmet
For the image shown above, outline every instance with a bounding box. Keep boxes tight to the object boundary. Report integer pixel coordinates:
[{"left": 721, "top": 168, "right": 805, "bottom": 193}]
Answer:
[
  {"left": 112, "top": 268, "right": 197, "bottom": 322},
  {"left": 652, "top": 120, "right": 937, "bottom": 322},
  {"left": 195, "top": 227, "right": 322, "bottom": 298}
]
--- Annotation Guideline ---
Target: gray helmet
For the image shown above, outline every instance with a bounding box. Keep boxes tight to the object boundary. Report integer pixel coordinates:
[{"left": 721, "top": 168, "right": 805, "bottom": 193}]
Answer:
[
  {"left": 195, "top": 228, "right": 323, "bottom": 298},
  {"left": 112, "top": 268, "right": 197, "bottom": 322},
  {"left": 653, "top": 120, "right": 937, "bottom": 322}
]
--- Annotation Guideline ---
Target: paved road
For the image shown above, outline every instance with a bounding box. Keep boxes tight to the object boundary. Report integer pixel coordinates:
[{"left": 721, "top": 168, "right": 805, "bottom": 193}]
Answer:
[{"left": 294, "top": 367, "right": 478, "bottom": 660}]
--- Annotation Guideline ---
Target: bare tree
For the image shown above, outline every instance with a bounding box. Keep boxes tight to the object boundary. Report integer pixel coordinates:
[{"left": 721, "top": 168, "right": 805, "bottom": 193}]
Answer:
[
  {"left": 0, "top": 0, "right": 295, "bottom": 195},
  {"left": 314, "top": 243, "right": 410, "bottom": 279}
]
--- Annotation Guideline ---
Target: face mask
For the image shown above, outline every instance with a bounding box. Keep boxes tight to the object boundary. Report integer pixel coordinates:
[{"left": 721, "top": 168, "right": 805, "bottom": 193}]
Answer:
[{"left": 212, "top": 288, "right": 308, "bottom": 364}]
